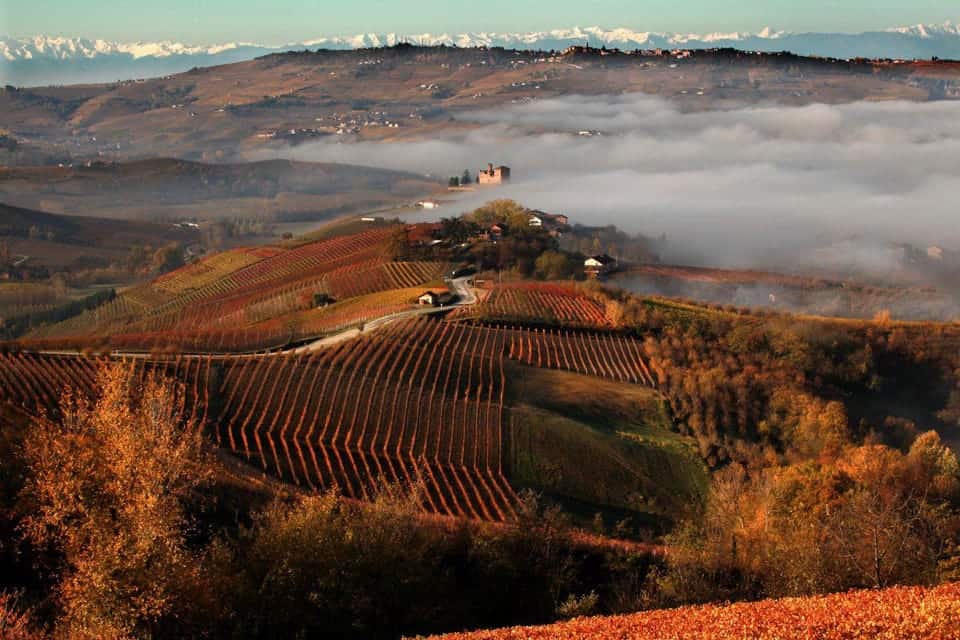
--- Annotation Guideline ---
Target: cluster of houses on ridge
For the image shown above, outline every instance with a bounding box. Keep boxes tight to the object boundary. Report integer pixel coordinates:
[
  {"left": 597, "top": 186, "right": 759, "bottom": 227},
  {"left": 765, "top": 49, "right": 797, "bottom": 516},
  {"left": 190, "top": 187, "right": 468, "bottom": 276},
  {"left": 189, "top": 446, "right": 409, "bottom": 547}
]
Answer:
[{"left": 476, "top": 209, "right": 569, "bottom": 242}]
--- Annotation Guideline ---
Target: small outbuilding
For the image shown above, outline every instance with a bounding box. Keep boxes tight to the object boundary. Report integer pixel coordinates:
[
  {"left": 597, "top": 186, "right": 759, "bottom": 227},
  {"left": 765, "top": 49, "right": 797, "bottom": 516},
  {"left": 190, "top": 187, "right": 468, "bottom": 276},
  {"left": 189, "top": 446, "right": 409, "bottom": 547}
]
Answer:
[
  {"left": 418, "top": 290, "right": 456, "bottom": 307},
  {"left": 584, "top": 254, "right": 618, "bottom": 277}
]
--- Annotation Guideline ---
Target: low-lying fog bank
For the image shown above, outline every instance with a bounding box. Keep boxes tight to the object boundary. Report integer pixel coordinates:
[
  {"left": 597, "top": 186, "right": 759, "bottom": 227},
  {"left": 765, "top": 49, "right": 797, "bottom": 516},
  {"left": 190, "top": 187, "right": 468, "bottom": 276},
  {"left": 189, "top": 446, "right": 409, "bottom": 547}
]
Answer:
[
  {"left": 611, "top": 270, "right": 959, "bottom": 321},
  {"left": 261, "top": 94, "right": 960, "bottom": 283}
]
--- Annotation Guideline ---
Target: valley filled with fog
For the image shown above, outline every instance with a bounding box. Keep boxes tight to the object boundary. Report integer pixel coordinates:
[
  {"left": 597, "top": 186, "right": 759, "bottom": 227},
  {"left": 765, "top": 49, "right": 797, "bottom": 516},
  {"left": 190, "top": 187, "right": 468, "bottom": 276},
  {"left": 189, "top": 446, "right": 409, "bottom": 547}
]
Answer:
[{"left": 267, "top": 94, "right": 960, "bottom": 280}]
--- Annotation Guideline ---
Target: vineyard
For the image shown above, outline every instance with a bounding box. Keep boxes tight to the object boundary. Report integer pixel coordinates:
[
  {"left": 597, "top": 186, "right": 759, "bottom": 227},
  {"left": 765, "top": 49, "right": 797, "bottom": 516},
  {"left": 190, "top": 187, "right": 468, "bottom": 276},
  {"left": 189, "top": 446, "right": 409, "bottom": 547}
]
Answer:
[
  {"left": 13, "top": 287, "right": 435, "bottom": 353},
  {"left": 21, "top": 225, "right": 451, "bottom": 353},
  {"left": 0, "top": 317, "right": 522, "bottom": 521},
  {"left": 0, "top": 282, "right": 64, "bottom": 319},
  {"left": 458, "top": 282, "right": 616, "bottom": 328},
  {"left": 0, "top": 351, "right": 214, "bottom": 426},
  {"left": 213, "top": 318, "right": 517, "bottom": 520},
  {"left": 0, "top": 224, "right": 677, "bottom": 526},
  {"left": 433, "top": 581, "right": 960, "bottom": 639},
  {"left": 506, "top": 326, "right": 655, "bottom": 385},
  {"left": 151, "top": 247, "right": 274, "bottom": 295},
  {"left": 30, "top": 226, "right": 402, "bottom": 340}
]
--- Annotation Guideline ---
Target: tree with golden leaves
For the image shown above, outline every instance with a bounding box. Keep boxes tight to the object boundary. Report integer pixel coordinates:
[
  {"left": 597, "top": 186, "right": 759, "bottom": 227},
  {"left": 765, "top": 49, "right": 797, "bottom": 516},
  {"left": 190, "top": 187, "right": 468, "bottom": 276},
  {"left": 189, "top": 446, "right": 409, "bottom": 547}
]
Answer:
[{"left": 20, "top": 364, "right": 210, "bottom": 638}]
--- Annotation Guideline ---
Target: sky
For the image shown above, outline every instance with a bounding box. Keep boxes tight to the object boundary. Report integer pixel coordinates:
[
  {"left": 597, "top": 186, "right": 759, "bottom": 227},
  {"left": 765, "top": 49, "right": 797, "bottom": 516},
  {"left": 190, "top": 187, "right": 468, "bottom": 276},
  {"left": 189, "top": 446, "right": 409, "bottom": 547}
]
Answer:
[{"left": 2, "top": 0, "right": 959, "bottom": 43}]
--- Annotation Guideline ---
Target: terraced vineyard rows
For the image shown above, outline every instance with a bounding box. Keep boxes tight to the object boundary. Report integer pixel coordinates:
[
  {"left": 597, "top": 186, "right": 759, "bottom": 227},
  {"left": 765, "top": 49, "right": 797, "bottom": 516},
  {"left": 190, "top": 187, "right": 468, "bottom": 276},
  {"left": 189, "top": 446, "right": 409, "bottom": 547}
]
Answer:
[
  {"left": 214, "top": 318, "right": 517, "bottom": 520},
  {"left": 152, "top": 248, "right": 270, "bottom": 295},
  {"left": 1, "top": 317, "right": 519, "bottom": 521},
  {"left": 34, "top": 226, "right": 398, "bottom": 338},
  {"left": 0, "top": 351, "right": 216, "bottom": 426},
  {"left": 506, "top": 326, "right": 655, "bottom": 386},
  {"left": 459, "top": 282, "right": 614, "bottom": 328},
  {"left": 15, "top": 287, "right": 429, "bottom": 353},
  {"left": 170, "top": 259, "right": 444, "bottom": 332},
  {"left": 324, "top": 260, "right": 446, "bottom": 300}
]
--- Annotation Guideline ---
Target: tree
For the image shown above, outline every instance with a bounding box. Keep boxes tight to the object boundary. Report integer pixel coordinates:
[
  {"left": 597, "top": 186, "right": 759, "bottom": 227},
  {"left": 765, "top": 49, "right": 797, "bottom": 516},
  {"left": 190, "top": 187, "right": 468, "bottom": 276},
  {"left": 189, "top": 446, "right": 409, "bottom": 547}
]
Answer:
[
  {"left": 0, "top": 592, "right": 36, "bottom": 640},
  {"left": 535, "top": 250, "right": 576, "bottom": 280},
  {"left": 439, "top": 216, "right": 478, "bottom": 244},
  {"left": 20, "top": 365, "right": 210, "bottom": 637},
  {"left": 126, "top": 244, "right": 148, "bottom": 272},
  {"left": 152, "top": 242, "right": 185, "bottom": 274},
  {"left": 664, "top": 437, "right": 960, "bottom": 601},
  {"left": 387, "top": 226, "right": 411, "bottom": 260},
  {"left": 467, "top": 199, "right": 529, "bottom": 228},
  {"left": 210, "top": 484, "right": 450, "bottom": 637},
  {"left": 448, "top": 176, "right": 460, "bottom": 187},
  {"left": 461, "top": 169, "right": 472, "bottom": 185}
]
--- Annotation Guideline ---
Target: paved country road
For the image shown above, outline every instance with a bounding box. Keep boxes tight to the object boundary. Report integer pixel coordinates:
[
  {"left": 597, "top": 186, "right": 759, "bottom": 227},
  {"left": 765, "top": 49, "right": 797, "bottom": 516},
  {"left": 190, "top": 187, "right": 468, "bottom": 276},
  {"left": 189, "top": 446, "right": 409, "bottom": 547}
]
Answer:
[
  {"left": 30, "top": 276, "right": 478, "bottom": 359},
  {"left": 295, "top": 276, "right": 476, "bottom": 353}
]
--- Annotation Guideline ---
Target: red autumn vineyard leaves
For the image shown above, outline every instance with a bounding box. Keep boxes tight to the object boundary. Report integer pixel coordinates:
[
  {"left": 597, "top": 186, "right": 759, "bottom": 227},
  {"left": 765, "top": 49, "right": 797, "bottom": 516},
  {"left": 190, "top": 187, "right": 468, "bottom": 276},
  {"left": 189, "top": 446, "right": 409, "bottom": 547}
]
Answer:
[
  {"left": 28, "top": 227, "right": 408, "bottom": 342},
  {"left": 214, "top": 318, "right": 517, "bottom": 520},
  {"left": 507, "top": 326, "right": 655, "bottom": 385},
  {"left": 433, "top": 581, "right": 960, "bottom": 639},
  {"left": 0, "top": 320, "right": 518, "bottom": 520},
  {"left": 457, "top": 282, "right": 616, "bottom": 328},
  {"left": 1, "top": 219, "right": 661, "bottom": 525},
  {"left": 21, "top": 227, "right": 447, "bottom": 352},
  {"left": 0, "top": 317, "right": 656, "bottom": 522}
]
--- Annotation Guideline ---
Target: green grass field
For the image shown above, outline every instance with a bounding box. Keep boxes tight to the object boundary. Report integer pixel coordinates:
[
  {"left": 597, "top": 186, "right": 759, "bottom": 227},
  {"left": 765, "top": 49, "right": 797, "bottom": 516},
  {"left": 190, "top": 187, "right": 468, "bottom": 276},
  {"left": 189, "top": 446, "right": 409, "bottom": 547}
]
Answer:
[{"left": 505, "top": 363, "right": 708, "bottom": 533}]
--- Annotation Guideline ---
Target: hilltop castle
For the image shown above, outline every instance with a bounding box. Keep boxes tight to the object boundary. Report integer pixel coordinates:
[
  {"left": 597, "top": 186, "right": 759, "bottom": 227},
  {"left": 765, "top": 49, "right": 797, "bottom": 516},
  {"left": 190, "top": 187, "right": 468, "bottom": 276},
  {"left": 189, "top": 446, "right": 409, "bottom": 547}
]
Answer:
[{"left": 478, "top": 163, "right": 510, "bottom": 185}]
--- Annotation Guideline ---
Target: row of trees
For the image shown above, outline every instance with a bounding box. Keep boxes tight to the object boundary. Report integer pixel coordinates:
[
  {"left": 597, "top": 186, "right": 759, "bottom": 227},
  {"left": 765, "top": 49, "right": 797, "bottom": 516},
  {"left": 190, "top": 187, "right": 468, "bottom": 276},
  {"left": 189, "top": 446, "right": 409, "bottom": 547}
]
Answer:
[
  {"left": 599, "top": 292, "right": 960, "bottom": 468},
  {"left": 448, "top": 169, "right": 474, "bottom": 187}
]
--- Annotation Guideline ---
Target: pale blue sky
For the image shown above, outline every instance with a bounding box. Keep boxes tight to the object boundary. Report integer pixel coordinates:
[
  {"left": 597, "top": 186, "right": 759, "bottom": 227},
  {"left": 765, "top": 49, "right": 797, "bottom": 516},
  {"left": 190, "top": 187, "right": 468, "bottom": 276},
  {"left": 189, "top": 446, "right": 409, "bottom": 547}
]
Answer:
[{"left": 3, "top": 0, "right": 958, "bottom": 43}]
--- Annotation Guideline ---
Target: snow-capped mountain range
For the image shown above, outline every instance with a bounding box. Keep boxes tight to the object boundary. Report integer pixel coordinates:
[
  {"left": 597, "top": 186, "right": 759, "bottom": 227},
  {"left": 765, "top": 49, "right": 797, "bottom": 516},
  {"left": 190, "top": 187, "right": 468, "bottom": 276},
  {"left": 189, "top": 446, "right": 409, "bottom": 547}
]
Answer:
[{"left": 3, "top": 22, "right": 960, "bottom": 87}]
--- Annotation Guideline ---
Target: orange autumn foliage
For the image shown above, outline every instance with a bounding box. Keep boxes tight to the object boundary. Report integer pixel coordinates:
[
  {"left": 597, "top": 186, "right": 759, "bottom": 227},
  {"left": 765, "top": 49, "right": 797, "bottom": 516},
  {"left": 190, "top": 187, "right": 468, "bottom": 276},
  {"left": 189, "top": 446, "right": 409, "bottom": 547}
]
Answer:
[{"left": 432, "top": 581, "right": 960, "bottom": 640}]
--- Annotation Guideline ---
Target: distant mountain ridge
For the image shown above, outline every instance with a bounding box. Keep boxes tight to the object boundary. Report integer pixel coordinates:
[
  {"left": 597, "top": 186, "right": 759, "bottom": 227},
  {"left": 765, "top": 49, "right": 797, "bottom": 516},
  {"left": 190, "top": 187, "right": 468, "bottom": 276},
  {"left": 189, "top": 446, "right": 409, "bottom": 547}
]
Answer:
[{"left": 3, "top": 22, "right": 960, "bottom": 86}]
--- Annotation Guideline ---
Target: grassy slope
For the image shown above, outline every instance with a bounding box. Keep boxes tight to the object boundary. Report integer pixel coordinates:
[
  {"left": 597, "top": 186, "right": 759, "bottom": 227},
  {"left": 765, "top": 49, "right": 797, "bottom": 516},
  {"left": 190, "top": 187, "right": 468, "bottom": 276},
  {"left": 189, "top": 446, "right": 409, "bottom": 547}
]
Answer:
[{"left": 505, "top": 362, "right": 708, "bottom": 531}]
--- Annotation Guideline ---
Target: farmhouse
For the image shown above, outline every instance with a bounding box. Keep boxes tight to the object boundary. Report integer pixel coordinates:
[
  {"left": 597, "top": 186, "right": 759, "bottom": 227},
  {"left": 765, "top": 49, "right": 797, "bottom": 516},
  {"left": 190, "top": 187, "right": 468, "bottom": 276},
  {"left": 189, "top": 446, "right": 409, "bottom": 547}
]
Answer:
[
  {"left": 584, "top": 254, "right": 617, "bottom": 277},
  {"left": 418, "top": 290, "right": 456, "bottom": 307},
  {"left": 478, "top": 163, "right": 511, "bottom": 185},
  {"left": 527, "top": 210, "right": 570, "bottom": 231}
]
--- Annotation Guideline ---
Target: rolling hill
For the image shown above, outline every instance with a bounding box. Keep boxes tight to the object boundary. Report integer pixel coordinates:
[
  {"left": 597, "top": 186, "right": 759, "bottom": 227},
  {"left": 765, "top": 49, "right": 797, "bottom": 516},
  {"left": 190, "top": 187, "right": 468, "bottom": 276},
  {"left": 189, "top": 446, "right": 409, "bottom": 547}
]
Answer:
[
  {"left": 3, "top": 219, "right": 959, "bottom": 529},
  {"left": 0, "top": 158, "right": 441, "bottom": 222},
  {"left": 0, "top": 201, "right": 196, "bottom": 248},
  {"left": 0, "top": 201, "right": 197, "bottom": 269},
  {"left": 2, "top": 45, "right": 958, "bottom": 166}
]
